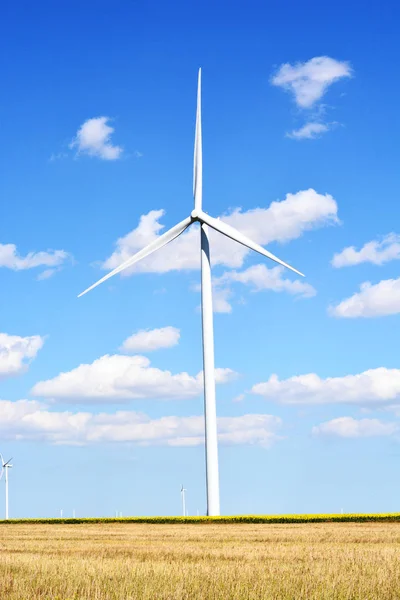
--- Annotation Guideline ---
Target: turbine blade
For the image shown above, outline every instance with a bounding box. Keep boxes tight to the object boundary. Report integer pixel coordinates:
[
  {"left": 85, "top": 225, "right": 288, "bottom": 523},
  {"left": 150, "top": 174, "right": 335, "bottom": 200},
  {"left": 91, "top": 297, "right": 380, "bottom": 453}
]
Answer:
[
  {"left": 78, "top": 216, "right": 193, "bottom": 298},
  {"left": 4, "top": 458, "right": 12, "bottom": 467},
  {"left": 198, "top": 210, "right": 304, "bottom": 277},
  {"left": 193, "top": 68, "right": 202, "bottom": 212}
]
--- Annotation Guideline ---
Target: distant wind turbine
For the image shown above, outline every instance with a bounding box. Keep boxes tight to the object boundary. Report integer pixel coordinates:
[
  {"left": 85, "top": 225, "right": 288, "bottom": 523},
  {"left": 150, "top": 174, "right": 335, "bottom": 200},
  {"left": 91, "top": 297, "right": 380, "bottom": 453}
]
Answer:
[
  {"left": 0, "top": 455, "right": 13, "bottom": 520},
  {"left": 78, "top": 69, "right": 303, "bottom": 516},
  {"left": 181, "top": 484, "right": 187, "bottom": 517}
]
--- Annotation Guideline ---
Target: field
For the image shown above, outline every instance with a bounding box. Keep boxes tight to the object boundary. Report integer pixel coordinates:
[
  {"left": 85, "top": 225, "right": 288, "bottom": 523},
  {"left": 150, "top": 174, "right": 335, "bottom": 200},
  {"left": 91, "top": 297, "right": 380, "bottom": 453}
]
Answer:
[{"left": 1, "top": 521, "right": 400, "bottom": 599}]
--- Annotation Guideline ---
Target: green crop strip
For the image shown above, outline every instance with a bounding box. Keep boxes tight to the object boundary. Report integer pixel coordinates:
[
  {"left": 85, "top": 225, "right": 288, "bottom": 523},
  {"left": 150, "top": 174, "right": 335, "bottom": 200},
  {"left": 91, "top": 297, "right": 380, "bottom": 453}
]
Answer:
[{"left": 1, "top": 513, "right": 400, "bottom": 524}]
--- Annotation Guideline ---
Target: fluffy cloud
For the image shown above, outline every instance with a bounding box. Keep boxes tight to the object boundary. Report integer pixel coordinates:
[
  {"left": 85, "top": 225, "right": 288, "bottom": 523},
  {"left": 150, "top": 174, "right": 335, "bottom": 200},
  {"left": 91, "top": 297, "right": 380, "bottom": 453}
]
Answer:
[
  {"left": 212, "top": 287, "right": 233, "bottom": 314},
  {"left": 0, "top": 244, "right": 70, "bottom": 272},
  {"left": 101, "top": 189, "right": 338, "bottom": 275},
  {"left": 120, "top": 327, "right": 180, "bottom": 353},
  {"left": 332, "top": 234, "right": 400, "bottom": 268},
  {"left": 0, "top": 399, "right": 282, "bottom": 447},
  {"left": 0, "top": 333, "right": 44, "bottom": 379},
  {"left": 31, "top": 354, "right": 237, "bottom": 403},
  {"left": 286, "top": 122, "right": 330, "bottom": 140},
  {"left": 271, "top": 56, "right": 352, "bottom": 108},
  {"left": 217, "top": 264, "right": 316, "bottom": 298},
  {"left": 252, "top": 367, "right": 400, "bottom": 407},
  {"left": 70, "top": 117, "right": 122, "bottom": 160},
  {"left": 329, "top": 278, "right": 400, "bottom": 318},
  {"left": 312, "top": 416, "right": 397, "bottom": 438}
]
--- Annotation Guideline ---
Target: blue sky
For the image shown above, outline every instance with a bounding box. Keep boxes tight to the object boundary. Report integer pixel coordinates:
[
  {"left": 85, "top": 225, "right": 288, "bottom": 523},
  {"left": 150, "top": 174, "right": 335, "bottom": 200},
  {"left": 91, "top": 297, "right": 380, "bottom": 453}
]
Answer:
[{"left": 1, "top": 0, "right": 400, "bottom": 517}]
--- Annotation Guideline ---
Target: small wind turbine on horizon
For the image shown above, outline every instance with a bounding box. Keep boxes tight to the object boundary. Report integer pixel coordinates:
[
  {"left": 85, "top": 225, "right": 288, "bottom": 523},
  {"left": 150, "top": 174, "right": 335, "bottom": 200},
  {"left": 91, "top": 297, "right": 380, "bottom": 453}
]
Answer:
[
  {"left": 181, "top": 484, "right": 187, "bottom": 517},
  {"left": 78, "top": 69, "right": 303, "bottom": 516},
  {"left": 0, "top": 455, "right": 13, "bottom": 520}
]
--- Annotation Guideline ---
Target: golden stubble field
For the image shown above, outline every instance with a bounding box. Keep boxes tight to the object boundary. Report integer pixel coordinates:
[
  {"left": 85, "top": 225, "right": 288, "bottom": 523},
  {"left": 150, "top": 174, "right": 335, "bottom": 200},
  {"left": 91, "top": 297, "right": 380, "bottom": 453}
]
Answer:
[{"left": 0, "top": 522, "right": 400, "bottom": 599}]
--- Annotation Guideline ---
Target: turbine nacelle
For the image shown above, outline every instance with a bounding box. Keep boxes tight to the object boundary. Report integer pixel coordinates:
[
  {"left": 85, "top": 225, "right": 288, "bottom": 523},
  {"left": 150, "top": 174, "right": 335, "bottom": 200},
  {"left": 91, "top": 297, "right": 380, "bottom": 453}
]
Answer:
[{"left": 0, "top": 455, "right": 12, "bottom": 480}]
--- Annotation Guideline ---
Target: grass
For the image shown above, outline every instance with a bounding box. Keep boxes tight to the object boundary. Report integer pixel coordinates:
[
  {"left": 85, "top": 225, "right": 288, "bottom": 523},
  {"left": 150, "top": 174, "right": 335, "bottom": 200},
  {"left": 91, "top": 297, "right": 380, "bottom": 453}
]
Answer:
[{"left": 1, "top": 522, "right": 400, "bottom": 598}]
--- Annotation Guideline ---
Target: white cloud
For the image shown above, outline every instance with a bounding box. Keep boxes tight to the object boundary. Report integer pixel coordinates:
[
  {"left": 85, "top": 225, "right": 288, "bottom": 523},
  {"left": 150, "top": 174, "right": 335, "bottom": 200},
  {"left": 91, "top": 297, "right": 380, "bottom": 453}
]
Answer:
[
  {"left": 217, "top": 264, "right": 316, "bottom": 298},
  {"left": 212, "top": 287, "right": 233, "bottom": 314},
  {"left": 252, "top": 367, "right": 400, "bottom": 407},
  {"left": 0, "top": 399, "right": 282, "bottom": 447},
  {"left": 332, "top": 234, "right": 400, "bottom": 268},
  {"left": 286, "top": 122, "right": 330, "bottom": 140},
  {"left": 0, "top": 244, "right": 70, "bottom": 271},
  {"left": 233, "top": 393, "right": 246, "bottom": 403},
  {"left": 70, "top": 117, "right": 123, "bottom": 160},
  {"left": 216, "top": 414, "right": 282, "bottom": 447},
  {"left": 213, "top": 368, "right": 238, "bottom": 384},
  {"left": 271, "top": 56, "right": 352, "bottom": 108},
  {"left": 36, "top": 268, "right": 62, "bottom": 281},
  {"left": 101, "top": 189, "right": 338, "bottom": 275},
  {"left": 0, "top": 333, "right": 44, "bottom": 379},
  {"left": 120, "top": 327, "right": 180, "bottom": 353},
  {"left": 31, "top": 354, "right": 237, "bottom": 403},
  {"left": 312, "top": 416, "right": 397, "bottom": 438},
  {"left": 329, "top": 278, "right": 400, "bottom": 318},
  {"left": 194, "top": 262, "right": 315, "bottom": 314}
]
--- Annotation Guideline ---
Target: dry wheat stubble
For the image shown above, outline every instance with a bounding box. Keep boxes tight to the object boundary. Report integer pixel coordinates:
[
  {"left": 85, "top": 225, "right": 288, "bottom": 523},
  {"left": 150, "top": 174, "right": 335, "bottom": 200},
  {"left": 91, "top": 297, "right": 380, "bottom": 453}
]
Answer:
[{"left": 0, "top": 522, "right": 400, "bottom": 599}]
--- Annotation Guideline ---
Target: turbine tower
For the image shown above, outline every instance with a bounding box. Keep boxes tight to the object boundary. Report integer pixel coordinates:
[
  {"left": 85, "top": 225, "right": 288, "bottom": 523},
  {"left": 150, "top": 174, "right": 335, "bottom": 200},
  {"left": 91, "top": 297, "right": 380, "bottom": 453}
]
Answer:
[
  {"left": 181, "top": 484, "right": 187, "bottom": 517},
  {"left": 78, "top": 69, "right": 303, "bottom": 516},
  {"left": 0, "top": 455, "right": 13, "bottom": 520}
]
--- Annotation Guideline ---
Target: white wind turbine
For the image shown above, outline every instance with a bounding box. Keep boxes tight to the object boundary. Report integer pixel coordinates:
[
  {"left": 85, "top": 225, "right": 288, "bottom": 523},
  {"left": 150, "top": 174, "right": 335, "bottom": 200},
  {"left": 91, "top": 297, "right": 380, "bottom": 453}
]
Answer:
[
  {"left": 78, "top": 69, "right": 303, "bottom": 516},
  {"left": 0, "top": 455, "right": 13, "bottom": 520},
  {"left": 181, "top": 484, "right": 187, "bottom": 517}
]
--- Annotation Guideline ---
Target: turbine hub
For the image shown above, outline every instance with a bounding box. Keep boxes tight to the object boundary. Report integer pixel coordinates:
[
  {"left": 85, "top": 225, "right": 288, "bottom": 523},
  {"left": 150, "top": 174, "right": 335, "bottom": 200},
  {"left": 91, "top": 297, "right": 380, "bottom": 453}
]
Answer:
[{"left": 191, "top": 209, "right": 200, "bottom": 220}]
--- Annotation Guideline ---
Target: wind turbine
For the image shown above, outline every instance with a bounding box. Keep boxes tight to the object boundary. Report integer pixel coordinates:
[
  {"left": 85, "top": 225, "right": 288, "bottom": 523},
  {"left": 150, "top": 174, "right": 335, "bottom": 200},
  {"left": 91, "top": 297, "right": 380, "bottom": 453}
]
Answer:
[
  {"left": 181, "top": 484, "right": 187, "bottom": 517},
  {"left": 78, "top": 69, "right": 303, "bottom": 516},
  {"left": 0, "top": 455, "right": 13, "bottom": 520}
]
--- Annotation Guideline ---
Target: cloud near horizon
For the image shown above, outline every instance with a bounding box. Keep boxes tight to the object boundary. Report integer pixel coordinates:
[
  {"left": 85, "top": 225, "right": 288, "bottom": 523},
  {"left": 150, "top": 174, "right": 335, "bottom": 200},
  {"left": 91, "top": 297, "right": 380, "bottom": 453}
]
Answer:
[
  {"left": 0, "top": 399, "right": 282, "bottom": 447},
  {"left": 312, "top": 416, "right": 398, "bottom": 438}
]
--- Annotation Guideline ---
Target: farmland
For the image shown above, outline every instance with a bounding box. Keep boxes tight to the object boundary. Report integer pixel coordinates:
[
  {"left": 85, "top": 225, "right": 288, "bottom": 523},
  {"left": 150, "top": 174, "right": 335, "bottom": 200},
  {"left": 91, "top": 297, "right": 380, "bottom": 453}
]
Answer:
[{"left": 1, "top": 521, "right": 400, "bottom": 599}]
